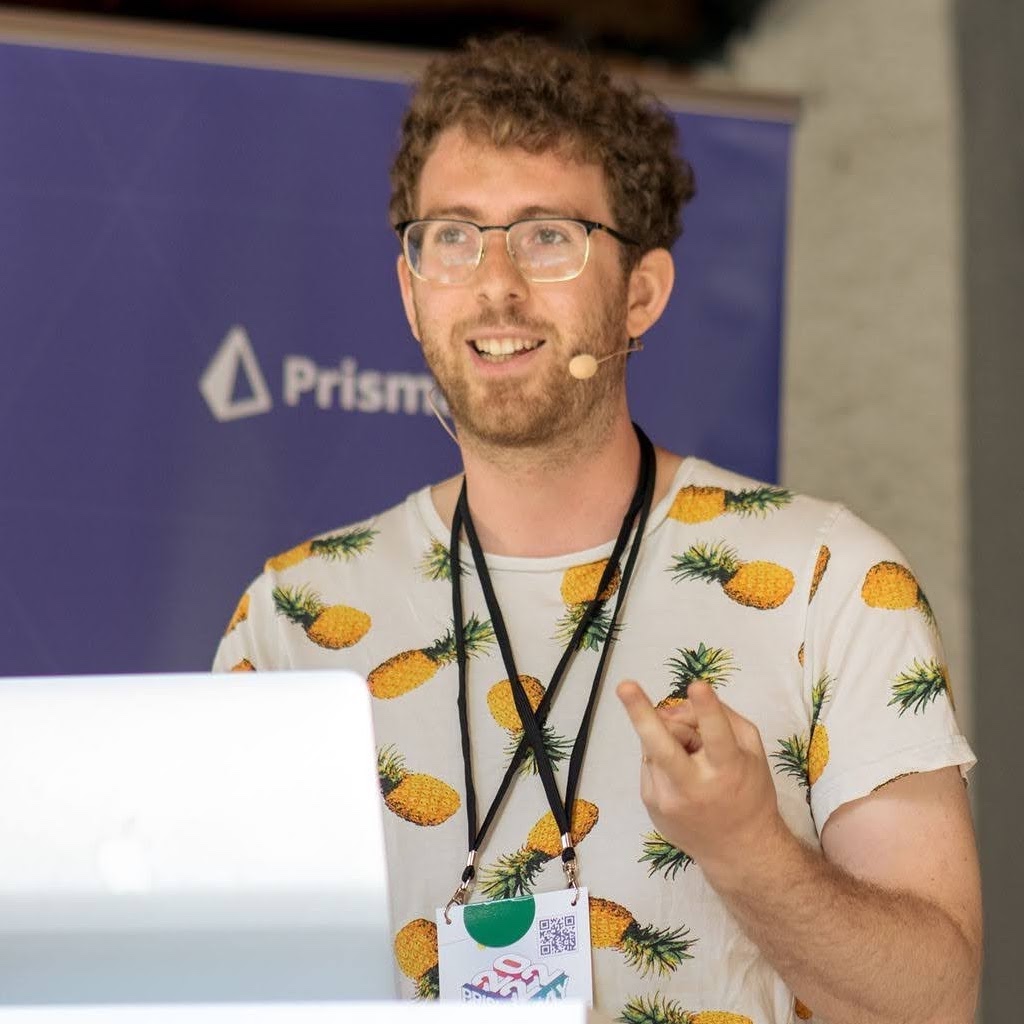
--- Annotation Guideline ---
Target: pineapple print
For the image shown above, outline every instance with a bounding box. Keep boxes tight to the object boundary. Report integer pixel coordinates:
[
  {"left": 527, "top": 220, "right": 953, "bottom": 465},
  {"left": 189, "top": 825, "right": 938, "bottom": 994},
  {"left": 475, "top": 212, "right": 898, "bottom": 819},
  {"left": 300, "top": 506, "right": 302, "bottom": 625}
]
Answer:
[
  {"left": 265, "top": 525, "right": 377, "bottom": 573},
  {"left": 272, "top": 585, "right": 371, "bottom": 649},
  {"left": 378, "top": 745, "right": 460, "bottom": 826},
  {"left": 555, "top": 558, "right": 621, "bottom": 651},
  {"left": 794, "top": 998, "right": 814, "bottom": 1020},
  {"left": 479, "top": 799, "right": 599, "bottom": 899},
  {"left": 661, "top": 643, "right": 735, "bottom": 705},
  {"left": 418, "top": 538, "right": 463, "bottom": 581},
  {"left": 669, "top": 542, "right": 795, "bottom": 610},
  {"left": 487, "top": 675, "right": 573, "bottom": 775},
  {"left": 230, "top": 658, "right": 255, "bottom": 672},
  {"left": 772, "top": 674, "right": 832, "bottom": 790},
  {"left": 889, "top": 658, "right": 949, "bottom": 716},
  {"left": 224, "top": 592, "right": 249, "bottom": 635},
  {"left": 590, "top": 897, "right": 696, "bottom": 976},
  {"left": 861, "top": 561, "right": 934, "bottom": 624},
  {"left": 808, "top": 545, "right": 830, "bottom": 602},
  {"left": 619, "top": 994, "right": 752, "bottom": 1024},
  {"left": 668, "top": 483, "right": 792, "bottom": 524},
  {"left": 773, "top": 733, "right": 809, "bottom": 789},
  {"left": 394, "top": 918, "right": 439, "bottom": 999},
  {"left": 639, "top": 831, "right": 693, "bottom": 879},
  {"left": 807, "top": 673, "right": 832, "bottom": 786},
  {"left": 368, "top": 614, "right": 494, "bottom": 699}
]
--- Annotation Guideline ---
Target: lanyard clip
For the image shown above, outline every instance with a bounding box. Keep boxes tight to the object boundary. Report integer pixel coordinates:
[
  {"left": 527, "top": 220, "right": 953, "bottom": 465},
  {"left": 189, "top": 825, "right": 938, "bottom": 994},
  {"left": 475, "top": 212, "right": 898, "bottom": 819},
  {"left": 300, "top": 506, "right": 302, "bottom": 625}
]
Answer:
[
  {"left": 561, "top": 833, "right": 581, "bottom": 906},
  {"left": 443, "top": 850, "right": 477, "bottom": 924}
]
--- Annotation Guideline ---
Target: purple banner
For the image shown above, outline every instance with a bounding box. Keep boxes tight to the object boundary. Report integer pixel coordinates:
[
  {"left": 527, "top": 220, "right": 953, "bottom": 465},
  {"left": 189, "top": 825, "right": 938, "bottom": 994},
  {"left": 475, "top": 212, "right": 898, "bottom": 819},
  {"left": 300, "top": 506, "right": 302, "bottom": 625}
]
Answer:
[{"left": 0, "top": 40, "right": 792, "bottom": 675}]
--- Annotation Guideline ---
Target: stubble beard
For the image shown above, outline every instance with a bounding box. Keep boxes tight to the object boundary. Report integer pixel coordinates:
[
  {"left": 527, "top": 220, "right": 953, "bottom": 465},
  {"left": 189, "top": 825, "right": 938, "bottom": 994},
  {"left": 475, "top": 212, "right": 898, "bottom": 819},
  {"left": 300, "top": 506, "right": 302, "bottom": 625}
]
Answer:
[{"left": 415, "top": 290, "right": 630, "bottom": 458}]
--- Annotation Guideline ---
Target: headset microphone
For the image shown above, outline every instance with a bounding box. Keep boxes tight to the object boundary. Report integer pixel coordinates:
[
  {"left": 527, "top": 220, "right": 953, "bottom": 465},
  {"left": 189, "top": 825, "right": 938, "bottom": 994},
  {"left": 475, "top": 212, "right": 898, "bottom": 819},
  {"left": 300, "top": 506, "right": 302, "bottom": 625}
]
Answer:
[{"left": 567, "top": 339, "right": 644, "bottom": 380}]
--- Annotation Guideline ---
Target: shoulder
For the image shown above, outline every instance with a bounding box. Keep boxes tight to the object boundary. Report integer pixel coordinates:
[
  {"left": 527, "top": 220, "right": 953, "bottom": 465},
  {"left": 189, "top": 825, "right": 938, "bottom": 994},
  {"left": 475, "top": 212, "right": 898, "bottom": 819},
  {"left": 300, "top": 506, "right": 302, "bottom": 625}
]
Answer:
[
  {"left": 213, "top": 484, "right": 442, "bottom": 671},
  {"left": 664, "top": 457, "right": 840, "bottom": 553},
  {"left": 670, "top": 459, "right": 909, "bottom": 541},
  {"left": 660, "top": 458, "right": 922, "bottom": 606},
  {"left": 249, "top": 481, "right": 446, "bottom": 598},
  {"left": 270, "top": 501, "right": 391, "bottom": 568}
]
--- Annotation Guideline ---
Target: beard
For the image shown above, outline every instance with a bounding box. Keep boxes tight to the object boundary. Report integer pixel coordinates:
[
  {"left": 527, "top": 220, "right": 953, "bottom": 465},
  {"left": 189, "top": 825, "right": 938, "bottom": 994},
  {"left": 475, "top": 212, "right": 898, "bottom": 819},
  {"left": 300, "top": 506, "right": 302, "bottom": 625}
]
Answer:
[{"left": 414, "top": 287, "right": 630, "bottom": 453}]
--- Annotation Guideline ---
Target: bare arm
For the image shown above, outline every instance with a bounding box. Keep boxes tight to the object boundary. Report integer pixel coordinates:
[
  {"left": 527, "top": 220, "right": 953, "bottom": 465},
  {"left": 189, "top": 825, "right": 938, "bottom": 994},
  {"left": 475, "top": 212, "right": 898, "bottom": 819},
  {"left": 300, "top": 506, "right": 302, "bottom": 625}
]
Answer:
[
  {"left": 709, "top": 767, "right": 981, "bottom": 1023},
  {"left": 618, "top": 680, "right": 982, "bottom": 1024}
]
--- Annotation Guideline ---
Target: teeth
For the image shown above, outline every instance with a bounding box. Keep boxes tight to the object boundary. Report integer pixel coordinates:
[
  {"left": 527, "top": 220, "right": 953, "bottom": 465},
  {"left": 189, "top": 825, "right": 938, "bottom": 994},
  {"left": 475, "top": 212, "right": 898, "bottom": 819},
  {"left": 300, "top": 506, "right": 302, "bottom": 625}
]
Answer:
[{"left": 473, "top": 338, "right": 541, "bottom": 356}]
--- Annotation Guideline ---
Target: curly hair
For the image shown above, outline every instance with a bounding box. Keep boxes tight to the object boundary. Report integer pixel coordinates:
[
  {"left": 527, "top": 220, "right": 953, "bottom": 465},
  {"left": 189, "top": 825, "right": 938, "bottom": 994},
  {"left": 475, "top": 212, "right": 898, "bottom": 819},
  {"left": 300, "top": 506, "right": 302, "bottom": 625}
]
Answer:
[{"left": 389, "top": 34, "right": 696, "bottom": 260}]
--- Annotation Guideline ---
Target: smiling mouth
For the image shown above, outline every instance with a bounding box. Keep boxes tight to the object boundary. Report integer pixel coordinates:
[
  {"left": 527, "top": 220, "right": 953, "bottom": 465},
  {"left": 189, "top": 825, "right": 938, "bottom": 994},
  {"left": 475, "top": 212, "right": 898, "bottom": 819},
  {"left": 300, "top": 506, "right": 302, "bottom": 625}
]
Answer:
[{"left": 470, "top": 337, "right": 545, "bottom": 362}]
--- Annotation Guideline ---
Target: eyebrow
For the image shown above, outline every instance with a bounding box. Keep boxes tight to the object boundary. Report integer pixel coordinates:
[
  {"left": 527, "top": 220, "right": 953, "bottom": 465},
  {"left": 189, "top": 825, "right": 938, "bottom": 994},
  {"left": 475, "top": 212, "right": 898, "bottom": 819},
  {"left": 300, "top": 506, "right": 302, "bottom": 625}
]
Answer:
[
  {"left": 420, "top": 205, "right": 481, "bottom": 220},
  {"left": 419, "top": 204, "right": 590, "bottom": 223}
]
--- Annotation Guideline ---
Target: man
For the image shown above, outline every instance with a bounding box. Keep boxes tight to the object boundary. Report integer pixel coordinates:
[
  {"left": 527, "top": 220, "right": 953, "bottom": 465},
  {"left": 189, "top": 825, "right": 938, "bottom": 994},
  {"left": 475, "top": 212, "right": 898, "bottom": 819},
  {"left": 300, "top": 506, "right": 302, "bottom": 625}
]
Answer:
[{"left": 215, "top": 34, "right": 981, "bottom": 1023}]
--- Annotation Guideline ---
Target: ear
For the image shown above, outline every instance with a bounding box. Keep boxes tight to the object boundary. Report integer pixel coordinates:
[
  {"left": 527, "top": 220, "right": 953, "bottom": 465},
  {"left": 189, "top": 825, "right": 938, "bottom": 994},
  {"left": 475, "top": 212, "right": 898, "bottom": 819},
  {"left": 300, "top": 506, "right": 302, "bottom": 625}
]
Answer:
[
  {"left": 396, "top": 253, "right": 422, "bottom": 343},
  {"left": 625, "top": 248, "right": 675, "bottom": 339}
]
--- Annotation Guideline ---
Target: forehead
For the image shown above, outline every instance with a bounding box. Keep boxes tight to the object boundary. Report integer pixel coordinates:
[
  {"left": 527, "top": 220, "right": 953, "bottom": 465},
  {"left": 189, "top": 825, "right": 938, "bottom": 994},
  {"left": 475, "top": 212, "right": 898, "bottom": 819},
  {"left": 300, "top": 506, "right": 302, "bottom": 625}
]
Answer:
[{"left": 415, "top": 127, "right": 613, "bottom": 223}]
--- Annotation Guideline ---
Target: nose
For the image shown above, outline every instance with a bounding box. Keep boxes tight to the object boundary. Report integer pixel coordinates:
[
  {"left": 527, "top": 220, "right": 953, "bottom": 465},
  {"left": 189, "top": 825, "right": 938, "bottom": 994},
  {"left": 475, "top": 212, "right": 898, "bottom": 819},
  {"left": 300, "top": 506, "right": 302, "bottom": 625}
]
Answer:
[{"left": 474, "top": 229, "right": 527, "bottom": 305}]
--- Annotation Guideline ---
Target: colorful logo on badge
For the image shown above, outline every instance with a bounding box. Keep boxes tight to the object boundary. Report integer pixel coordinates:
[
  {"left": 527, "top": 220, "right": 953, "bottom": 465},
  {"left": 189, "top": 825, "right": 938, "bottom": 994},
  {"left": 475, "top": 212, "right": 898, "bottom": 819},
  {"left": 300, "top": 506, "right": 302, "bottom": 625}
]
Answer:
[
  {"left": 458, "top": 899, "right": 571, "bottom": 1002},
  {"left": 461, "top": 952, "right": 569, "bottom": 1003}
]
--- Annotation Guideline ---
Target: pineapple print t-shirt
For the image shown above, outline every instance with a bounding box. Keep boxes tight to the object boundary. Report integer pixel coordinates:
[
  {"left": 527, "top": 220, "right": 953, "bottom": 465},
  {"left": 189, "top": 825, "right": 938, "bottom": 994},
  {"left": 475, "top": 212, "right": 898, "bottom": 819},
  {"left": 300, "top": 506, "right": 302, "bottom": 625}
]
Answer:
[{"left": 213, "top": 457, "right": 974, "bottom": 1024}]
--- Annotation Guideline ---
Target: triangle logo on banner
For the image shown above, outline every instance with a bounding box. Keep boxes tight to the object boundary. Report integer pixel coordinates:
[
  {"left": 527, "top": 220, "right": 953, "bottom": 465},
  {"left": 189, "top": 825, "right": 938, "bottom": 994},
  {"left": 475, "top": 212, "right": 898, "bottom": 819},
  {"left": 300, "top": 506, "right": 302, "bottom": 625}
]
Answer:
[{"left": 199, "top": 325, "right": 273, "bottom": 422}]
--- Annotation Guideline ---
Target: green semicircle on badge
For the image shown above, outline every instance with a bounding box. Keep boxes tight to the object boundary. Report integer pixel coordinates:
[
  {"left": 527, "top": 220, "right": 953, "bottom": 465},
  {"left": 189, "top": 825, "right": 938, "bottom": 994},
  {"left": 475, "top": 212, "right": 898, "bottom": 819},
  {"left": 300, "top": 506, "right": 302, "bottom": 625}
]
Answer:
[{"left": 463, "top": 895, "right": 537, "bottom": 947}]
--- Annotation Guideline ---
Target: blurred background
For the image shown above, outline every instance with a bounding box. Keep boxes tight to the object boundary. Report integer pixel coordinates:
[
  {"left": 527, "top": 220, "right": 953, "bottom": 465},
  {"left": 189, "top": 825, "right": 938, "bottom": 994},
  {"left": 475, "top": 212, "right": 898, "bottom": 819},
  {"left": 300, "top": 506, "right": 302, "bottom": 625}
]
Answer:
[{"left": 0, "top": 1, "right": 1020, "bottom": 1020}]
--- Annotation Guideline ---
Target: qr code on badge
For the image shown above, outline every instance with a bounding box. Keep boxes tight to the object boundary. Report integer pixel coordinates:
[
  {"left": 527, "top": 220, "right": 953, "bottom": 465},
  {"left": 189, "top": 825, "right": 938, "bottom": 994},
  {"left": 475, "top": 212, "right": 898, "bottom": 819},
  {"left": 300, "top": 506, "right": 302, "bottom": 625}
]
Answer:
[{"left": 538, "top": 913, "right": 577, "bottom": 956}]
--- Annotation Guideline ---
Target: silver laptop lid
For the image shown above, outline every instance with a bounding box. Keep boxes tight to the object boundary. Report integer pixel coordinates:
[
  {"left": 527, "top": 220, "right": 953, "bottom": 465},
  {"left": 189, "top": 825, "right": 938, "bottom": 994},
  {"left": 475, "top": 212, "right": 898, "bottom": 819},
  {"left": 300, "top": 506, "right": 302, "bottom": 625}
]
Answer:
[{"left": 0, "top": 670, "right": 395, "bottom": 1004}]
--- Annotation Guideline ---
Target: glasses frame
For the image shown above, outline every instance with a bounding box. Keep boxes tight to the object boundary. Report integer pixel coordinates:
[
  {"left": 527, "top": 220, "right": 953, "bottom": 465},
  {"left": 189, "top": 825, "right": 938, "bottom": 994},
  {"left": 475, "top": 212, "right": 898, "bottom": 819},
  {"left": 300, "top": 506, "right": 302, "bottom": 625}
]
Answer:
[{"left": 394, "top": 217, "right": 639, "bottom": 284}]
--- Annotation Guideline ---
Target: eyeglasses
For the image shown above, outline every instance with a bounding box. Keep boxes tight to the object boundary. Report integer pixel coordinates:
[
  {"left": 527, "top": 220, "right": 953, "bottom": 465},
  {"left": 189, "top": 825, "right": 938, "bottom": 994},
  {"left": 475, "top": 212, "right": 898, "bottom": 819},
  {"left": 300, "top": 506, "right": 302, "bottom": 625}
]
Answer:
[{"left": 395, "top": 217, "right": 639, "bottom": 285}]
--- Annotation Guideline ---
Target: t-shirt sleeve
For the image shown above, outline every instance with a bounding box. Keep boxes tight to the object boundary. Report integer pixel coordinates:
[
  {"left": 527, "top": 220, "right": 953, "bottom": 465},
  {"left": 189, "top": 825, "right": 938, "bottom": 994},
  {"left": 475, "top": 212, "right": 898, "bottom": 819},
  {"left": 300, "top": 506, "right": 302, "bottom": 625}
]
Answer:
[
  {"left": 801, "top": 507, "right": 975, "bottom": 830},
  {"left": 211, "top": 573, "right": 281, "bottom": 674}
]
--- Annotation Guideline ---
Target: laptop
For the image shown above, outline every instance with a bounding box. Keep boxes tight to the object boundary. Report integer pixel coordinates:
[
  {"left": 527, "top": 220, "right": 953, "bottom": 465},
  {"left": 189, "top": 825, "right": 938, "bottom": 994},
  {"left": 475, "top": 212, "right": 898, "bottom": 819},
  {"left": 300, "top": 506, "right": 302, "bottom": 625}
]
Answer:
[{"left": 0, "top": 670, "right": 396, "bottom": 1005}]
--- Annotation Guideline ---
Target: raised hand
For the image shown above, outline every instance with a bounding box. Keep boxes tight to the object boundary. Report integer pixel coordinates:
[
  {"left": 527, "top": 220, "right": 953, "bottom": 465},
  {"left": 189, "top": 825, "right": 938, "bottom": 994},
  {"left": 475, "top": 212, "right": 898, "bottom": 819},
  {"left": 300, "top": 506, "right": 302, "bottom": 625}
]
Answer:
[{"left": 617, "top": 679, "right": 787, "bottom": 888}]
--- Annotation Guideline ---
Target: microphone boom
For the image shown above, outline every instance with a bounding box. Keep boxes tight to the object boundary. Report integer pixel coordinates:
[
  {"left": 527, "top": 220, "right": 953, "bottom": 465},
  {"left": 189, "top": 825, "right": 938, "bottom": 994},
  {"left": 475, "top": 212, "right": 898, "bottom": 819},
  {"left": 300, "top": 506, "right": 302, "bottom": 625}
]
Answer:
[{"left": 568, "top": 339, "right": 644, "bottom": 379}]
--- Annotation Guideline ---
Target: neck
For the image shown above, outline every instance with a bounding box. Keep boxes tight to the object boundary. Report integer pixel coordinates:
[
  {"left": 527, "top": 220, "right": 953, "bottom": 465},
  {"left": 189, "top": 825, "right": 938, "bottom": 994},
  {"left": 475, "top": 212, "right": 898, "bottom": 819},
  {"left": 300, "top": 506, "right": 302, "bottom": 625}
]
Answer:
[{"left": 432, "top": 416, "right": 680, "bottom": 557}]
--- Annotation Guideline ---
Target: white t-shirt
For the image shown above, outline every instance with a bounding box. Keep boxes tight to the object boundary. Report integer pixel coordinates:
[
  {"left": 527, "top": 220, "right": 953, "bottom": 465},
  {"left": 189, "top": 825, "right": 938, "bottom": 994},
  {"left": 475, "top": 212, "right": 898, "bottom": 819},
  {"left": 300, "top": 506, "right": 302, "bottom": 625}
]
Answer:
[{"left": 214, "top": 456, "right": 974, "bottom": 1023}]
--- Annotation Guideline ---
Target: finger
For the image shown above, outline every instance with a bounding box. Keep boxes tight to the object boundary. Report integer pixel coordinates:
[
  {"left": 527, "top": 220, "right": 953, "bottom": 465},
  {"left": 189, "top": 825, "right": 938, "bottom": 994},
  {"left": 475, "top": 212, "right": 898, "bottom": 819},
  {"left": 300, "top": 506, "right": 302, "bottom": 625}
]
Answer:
[
  {"left": 685, "top": 680, "right": 739, "bottom": 766},
  {"left": 616, "top": 680, "right": 695, "bottom": 768},
  {"left": 657, "top": 698, "right": 698, "bottom": 727},
  {"left": 656, "top": 702, "right": 702, "bottom": 752},
  {"left": 660, "top": 716, "right": 702, "bottom": 754},
  {"left": 716, "top": 700, "right": 766, "bottom": 756}
]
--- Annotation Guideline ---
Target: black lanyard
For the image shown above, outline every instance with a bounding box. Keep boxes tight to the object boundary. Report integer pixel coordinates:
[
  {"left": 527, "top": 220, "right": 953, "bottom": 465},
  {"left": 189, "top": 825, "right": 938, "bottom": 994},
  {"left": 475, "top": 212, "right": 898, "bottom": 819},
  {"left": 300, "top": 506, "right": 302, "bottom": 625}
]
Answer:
[{"left": 445, "top": 424, "right": 656, "bottom": 914}]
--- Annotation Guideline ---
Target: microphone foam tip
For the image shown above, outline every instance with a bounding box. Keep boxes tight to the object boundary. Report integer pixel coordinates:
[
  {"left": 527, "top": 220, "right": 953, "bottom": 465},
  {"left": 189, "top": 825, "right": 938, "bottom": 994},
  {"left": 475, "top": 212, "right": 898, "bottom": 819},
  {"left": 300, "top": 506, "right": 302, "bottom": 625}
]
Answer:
[{"left": 568, "top": 354, "right": 598, "bottom": 379}]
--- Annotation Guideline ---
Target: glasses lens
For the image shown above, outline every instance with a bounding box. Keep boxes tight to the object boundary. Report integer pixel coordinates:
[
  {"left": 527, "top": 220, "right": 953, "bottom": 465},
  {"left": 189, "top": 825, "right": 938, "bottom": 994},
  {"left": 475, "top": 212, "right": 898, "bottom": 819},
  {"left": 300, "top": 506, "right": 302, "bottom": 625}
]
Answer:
[
  {"left": 508, "top": 220, "right": 588, "bottom": 282},
  {"left": 405, "top": 221, "right": 481, "bottom": 283}
]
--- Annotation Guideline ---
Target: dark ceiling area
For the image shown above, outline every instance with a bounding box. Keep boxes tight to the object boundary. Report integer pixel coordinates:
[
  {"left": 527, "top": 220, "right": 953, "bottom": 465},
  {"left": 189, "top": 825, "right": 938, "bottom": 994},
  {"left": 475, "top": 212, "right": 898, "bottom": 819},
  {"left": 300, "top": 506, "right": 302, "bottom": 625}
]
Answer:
[{"left": 5, "top": 0, "right": 772, "bottom": 65}]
